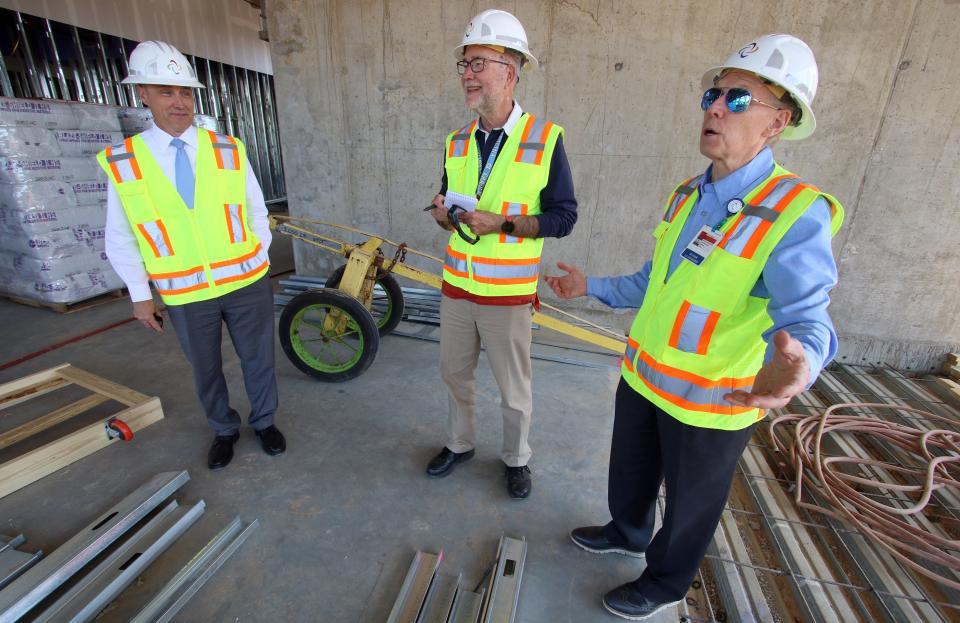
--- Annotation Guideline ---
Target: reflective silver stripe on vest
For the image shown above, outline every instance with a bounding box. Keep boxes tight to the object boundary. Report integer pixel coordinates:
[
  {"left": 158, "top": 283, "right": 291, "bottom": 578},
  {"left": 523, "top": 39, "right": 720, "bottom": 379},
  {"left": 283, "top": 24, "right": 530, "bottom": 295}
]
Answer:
[
  {"left": 212, "top": 133, "right": 239, "bottom": 170},
  {"left": 107, "top": 141, "right": 139, "bottom": 183},
  {"left": 210, "top": 245, "right": 269, "bottom": 284},
  {"left": 664, "top": 175, "right": 702, "bottom": 222},
  {"left": 673, "top": 303, "right": 714, "bottom": 354},
  {"left": 624, "top": 341, "right": 638, "bottom": 370},
  {"left": 516, "top": 117, "right": 549, "bottom": 165},
  {"left": 140, "top": 221, "right": 173, "bottom": 257},
  {"left": 152, "top": 268, "right": 206, "bottom": 294},
  {"left": 444, "top": 251, "right": 469, "bottom": 275},
  {"left": 502, "top": 202, "right": 524, "bottom": 243},
  {"left": 634, "top": 355, "right": 751, "bottom": 409},
  {"left": 226, "top": 204, "right": 245, "bottom": 243},
  {"left": 722, "top": 178, "right": 800, "bottom": 257},
  {"left": 449, "top": 123, "right": 472, "bottom": 158},
  {"left": 471, "top": 259, "right": 539, "bottom": 281}
]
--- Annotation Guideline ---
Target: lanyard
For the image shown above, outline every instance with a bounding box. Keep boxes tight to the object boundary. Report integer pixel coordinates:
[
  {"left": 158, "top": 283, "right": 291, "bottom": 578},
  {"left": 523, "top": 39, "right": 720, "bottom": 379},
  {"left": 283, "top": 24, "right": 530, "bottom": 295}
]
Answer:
[{"left": 475, "top": 130, "right": 505, "bottom": 199}]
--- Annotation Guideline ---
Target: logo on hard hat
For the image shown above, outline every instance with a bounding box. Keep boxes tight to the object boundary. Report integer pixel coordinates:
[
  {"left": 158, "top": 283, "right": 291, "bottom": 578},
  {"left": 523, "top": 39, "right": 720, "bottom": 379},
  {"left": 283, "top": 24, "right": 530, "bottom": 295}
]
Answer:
[
  {"left": 738, "top": 43, "right": 759, "bottom": 58},
  {"left": 167, "top": 59, "right": 181, "bottom": 74},
  {"left": 465, "top": 21, "right": 473, "bottom": 37}
]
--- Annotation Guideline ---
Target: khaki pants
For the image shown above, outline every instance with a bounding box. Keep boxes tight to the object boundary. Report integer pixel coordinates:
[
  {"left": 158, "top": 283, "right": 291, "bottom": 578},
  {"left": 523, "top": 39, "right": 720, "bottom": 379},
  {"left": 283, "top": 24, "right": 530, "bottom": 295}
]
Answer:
[{"left": 439, "top": 295, "right": 533, "bottom": 467}]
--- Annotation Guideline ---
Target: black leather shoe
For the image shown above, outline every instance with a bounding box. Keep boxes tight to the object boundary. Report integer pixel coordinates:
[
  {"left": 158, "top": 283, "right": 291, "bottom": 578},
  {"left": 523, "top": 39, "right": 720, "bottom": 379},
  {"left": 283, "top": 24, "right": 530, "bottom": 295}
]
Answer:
[
  {"left": 426, "top": 447, "right": 474, "bottom": 477},
  {"left": 602, "top": 582, "right": 681, "bottom": 620},
  {"left": 255, "top": 425, "right": 286, "bottom": 456},
  {"left": 505, "top": 465, "right": 531, "bottom": 499},
  {"left": 570, "top": 526, "right": 645, "bottom": 558},
  {"left": 208, "top": 433, "right": 239, "bottom": 470}
]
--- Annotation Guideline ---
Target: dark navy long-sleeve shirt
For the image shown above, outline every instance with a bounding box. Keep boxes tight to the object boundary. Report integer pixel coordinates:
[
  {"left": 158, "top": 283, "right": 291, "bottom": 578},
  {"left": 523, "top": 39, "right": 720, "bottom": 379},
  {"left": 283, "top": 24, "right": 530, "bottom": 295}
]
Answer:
[{"left": 438, "top": 103, "right": 577, "bottom": 239}]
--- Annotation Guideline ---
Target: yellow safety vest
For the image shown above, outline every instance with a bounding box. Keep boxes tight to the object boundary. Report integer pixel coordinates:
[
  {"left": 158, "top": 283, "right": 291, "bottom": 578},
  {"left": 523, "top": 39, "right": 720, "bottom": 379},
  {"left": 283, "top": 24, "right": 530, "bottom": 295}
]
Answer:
[
  {"left": 442, "top": 113, "right": 562, "bottom": 297},
  {"left": 621, "top": 164, "right": 844, "bottom": 430},
  {"left": 96, "top": 131, "right": 269, "bottom": 305}
]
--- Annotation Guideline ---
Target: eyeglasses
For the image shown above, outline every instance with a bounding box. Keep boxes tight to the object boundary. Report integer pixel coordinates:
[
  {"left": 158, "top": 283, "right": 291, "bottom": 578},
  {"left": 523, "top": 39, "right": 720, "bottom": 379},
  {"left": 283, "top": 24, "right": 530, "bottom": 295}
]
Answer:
[
  {"left": 701, "top": 87, "right": 782, "bottom": 113},
  {"left": 457, "top": 57, "right": 512, "bottom": 76}
]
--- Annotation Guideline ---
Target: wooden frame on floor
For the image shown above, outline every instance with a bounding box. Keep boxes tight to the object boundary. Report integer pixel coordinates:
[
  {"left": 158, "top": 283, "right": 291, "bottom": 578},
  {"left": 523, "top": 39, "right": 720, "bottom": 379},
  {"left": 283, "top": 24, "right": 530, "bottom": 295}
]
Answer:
[{"left": 0, "top": 364, "right": 164, "bottom": 499}]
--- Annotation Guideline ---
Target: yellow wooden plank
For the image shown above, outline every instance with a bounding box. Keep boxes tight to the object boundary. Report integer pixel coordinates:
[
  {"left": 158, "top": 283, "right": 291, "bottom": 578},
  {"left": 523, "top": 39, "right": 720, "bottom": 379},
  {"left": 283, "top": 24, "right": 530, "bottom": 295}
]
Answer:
[
  {"left": 532, "top": 312, "right": 627, "bottom": 355},
  {"left": 0, "top": 394, "right": 109, "bottom": 450},
  {"left": 55, "top": 366, "right": 150, "bottom": 407},
  {"left": 0, "top": 364, "right": 72, "bottom": 410},
  {"left": 0, "top": 397, "right": 163, "bottom": 499}
]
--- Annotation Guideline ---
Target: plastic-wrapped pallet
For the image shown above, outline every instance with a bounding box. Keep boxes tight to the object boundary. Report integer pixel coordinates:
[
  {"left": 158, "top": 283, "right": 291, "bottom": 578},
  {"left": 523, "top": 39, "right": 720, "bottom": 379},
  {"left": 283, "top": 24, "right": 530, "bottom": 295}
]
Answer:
[
  {"left": 0, "top": 247, "right": 123, "bottom": 304},
  {"left": 0, "top": 126, "right": 122, "bottom": 159},
  {"left": 0, "top": 97, "right": 121, "bottom": 307},
  {"left": 0, "top": 97, "right": 77, "bottom": 128}
]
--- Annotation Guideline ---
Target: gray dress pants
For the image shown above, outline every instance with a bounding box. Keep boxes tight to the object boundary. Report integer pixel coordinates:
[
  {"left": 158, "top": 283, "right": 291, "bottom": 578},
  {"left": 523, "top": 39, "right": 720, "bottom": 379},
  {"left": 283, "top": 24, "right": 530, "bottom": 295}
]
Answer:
[{"left": 166, "top": 274, "right": 278, "bottom": 435}]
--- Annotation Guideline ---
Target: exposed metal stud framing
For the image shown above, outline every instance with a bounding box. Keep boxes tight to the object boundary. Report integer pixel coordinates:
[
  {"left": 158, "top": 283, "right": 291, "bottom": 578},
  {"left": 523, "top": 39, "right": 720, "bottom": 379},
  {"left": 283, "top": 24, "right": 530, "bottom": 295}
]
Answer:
[
  {"left": 416, "top": 571, "right": 460, "bottom": 623},
  {"left": 33, "top": 500, "right": 205, "bottom": 623},
  {"left": 0, "top": 471, "right": 189, "bottom": 623},
  {"left": 386, "top": 550, "right": 442, "bottom": 623},
  {"left": 130, "top": 517, "right": 259, "bottom": 623},
  {"left": 0, "top": 535, "right": 42, "bottom": 592},
  {"left": 0, "top": 7, "right": 286, "bottom": 203},
  {"left": 480, "top": 536, "right": 527, "bottom": 623}
]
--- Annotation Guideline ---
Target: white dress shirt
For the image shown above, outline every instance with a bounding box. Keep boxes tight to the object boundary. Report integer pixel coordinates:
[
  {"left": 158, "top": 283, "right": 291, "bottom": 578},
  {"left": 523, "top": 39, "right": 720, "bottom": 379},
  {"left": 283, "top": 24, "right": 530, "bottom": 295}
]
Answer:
[{"left": 105, "top": 124, "right": 272, "bottom": 302}]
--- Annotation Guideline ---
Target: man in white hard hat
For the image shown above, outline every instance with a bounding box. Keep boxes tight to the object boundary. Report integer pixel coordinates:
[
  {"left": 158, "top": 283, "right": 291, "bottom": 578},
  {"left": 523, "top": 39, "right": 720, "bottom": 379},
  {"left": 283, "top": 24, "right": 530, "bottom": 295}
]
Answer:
[
  {"left": 99, "top": 40, "right": 285, "bottom": 470},
  {"left": 425, "top": 10, "right": 578, "bottom": 499},
  {"left": 545, "top": 34, "right": 843, "bottom": 619}
]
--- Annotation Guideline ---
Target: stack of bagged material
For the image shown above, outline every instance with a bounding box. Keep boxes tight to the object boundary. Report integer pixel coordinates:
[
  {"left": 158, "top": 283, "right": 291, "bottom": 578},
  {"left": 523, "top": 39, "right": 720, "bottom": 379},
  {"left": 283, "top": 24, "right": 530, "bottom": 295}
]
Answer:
[
  {"left": 0, "top": 98, "right": 124, "bottom": 306},
  {"left": 0, "top": 98, "right": 221, "bottom": 307}
]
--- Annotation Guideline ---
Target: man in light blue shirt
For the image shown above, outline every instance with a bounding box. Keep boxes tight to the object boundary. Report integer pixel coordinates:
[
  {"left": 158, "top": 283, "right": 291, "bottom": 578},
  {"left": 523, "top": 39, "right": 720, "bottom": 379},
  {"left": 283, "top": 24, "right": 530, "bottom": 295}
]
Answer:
[{"left": 545, "top": 35, "right": 842, "bottom": 620}]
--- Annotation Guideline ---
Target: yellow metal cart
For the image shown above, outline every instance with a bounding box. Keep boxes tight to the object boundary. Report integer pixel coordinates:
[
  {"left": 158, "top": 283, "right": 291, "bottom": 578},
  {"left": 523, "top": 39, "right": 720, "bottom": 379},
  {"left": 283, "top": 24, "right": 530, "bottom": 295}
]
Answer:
[{"left": 272, "top": 215, "right": 626, "bottom": 381}]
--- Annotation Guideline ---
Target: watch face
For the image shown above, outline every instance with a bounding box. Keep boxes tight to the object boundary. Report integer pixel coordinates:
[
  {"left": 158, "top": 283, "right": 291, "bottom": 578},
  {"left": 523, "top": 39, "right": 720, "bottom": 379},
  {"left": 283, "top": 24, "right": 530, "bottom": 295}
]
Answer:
[{"left": 501, "top": 219, "right": 515, "bottom": 234}]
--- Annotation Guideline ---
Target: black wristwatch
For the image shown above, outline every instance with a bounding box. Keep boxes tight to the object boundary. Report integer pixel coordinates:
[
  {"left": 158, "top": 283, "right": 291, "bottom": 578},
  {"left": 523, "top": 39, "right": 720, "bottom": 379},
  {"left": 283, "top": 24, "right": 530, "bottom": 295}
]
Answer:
[{"left": 500, "top": 216, "right": 515, "bottom": 234}]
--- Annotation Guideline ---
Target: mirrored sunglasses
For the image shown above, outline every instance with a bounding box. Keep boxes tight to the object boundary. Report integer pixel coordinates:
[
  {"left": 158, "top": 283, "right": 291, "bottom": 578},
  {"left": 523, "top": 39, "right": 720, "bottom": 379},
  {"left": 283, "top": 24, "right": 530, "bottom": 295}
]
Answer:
[{"left": 701, "top": 87, "right": 780, "bottom": 113}]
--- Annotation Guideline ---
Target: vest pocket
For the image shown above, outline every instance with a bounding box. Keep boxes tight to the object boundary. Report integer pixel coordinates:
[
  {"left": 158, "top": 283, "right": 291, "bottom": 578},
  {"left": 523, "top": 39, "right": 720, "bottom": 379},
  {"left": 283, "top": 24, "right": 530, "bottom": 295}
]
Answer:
[
  {"left": 685, "top": 247, "right": 758, "bottom": 315},
  {"left": 668, "top": 301, "right": 720, "bottom": 355}
]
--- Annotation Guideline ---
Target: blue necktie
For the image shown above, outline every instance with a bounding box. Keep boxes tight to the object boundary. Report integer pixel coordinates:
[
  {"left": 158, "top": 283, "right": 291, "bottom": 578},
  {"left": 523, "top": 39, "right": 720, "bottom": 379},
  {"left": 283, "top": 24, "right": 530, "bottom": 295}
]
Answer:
[{"left": 170, "top": 138, "right": 195, "bottom": 209}]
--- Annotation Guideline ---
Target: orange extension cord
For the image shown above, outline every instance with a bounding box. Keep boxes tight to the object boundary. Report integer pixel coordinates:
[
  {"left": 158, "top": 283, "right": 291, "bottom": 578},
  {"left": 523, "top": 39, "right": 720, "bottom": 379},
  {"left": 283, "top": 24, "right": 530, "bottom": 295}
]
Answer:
[{"left": 770, "top": 403, "right": 960, "bottom": 590}]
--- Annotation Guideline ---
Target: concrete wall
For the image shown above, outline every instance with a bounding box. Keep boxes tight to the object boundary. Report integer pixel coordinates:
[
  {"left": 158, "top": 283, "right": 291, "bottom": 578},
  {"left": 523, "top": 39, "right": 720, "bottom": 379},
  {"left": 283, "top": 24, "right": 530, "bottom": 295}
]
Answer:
[
  {"left": 1, "top": 0, "right": 272, "bottom": 73},
  {"left": 267, "top": 0, "right": 960, "bottom": 370}
]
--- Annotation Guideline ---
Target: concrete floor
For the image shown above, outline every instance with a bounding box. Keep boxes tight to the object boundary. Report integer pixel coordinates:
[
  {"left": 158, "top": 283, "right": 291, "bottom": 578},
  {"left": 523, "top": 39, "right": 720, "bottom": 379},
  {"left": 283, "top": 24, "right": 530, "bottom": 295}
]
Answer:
[{"left": 0, "top": 241, "right": 677, "bottom": 621}]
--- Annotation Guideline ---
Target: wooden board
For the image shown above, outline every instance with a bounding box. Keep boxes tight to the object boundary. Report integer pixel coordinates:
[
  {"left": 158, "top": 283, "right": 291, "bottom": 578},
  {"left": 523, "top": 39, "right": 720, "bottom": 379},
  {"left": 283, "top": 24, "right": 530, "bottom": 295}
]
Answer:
[
  {"left": 2, "top": 288, "right": 127, "bottom": 314},
  {"left": 0, "top": 365, "right": 164, "bottom": 499}
]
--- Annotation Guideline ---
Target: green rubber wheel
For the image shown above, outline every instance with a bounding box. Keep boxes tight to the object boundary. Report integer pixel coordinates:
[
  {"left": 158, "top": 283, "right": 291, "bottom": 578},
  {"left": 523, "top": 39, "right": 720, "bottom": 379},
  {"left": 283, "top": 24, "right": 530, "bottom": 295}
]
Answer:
[
  {"left": 279, "top": 289, "right": 380, "bottom": 382},
  {"left": 325, "top": 264, "right": 404, "bottom": 336}
]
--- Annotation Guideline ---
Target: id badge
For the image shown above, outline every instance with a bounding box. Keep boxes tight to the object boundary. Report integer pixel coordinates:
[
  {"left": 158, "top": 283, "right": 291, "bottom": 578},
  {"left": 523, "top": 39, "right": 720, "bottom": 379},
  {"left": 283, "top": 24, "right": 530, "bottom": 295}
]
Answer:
[{"left": 680, "top": 226, "right": 722, "bottom": 266}]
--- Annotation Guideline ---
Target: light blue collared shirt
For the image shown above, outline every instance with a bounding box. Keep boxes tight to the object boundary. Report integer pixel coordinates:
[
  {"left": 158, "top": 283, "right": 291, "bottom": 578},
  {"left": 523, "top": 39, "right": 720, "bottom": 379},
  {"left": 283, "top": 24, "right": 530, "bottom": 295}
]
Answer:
[{"left": 586, "top": 147, "right": 839, "bottom": 383}]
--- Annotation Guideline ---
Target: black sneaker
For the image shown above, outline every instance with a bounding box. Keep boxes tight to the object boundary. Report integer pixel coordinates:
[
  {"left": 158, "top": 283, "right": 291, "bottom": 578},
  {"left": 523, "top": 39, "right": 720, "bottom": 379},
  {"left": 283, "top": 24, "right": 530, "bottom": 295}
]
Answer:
[
  {"left": 570, "top": 526, "right": 645, "bottom": 558},
  {"left": 426, "top": 447, "right": 474, "bottom": 477},
  {"left": 602, "top": 582, "right": 681, "bottom": 620},
  {"left": 505, "top": 465, "right": 531, "bottom": 499}
]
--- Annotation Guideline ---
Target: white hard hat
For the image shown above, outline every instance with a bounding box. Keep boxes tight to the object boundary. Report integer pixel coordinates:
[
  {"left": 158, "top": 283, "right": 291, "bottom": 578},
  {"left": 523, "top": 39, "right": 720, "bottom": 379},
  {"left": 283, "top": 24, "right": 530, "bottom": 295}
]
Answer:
[
  {"left": 701, "top": 34, "right": 818, "bottom": 140},
  {"left": 453, "top": 9, "right": 538, "bottom": 70},
  {"left": 121, "top": 40, "right": 205, "bottom": 89}
]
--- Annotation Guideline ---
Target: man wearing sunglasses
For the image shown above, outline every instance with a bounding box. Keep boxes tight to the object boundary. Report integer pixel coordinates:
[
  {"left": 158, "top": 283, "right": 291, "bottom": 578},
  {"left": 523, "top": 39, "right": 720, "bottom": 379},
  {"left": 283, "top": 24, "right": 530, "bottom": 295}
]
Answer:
[
  {"left": 545, "top": 34, "right": 843, "bottom": 619},
  {"left": 424, "top": 9, "right": 578, "bottom": 499}
]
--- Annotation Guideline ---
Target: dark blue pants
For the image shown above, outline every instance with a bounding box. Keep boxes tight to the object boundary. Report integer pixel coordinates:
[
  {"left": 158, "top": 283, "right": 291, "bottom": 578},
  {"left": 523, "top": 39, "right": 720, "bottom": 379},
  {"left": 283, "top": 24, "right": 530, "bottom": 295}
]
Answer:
[
  {"left": 166, "top": 275, "right": 278, "bottom": 436},
  {"left": 603, "top": 378, "right": 754, "bottom": 602}
]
